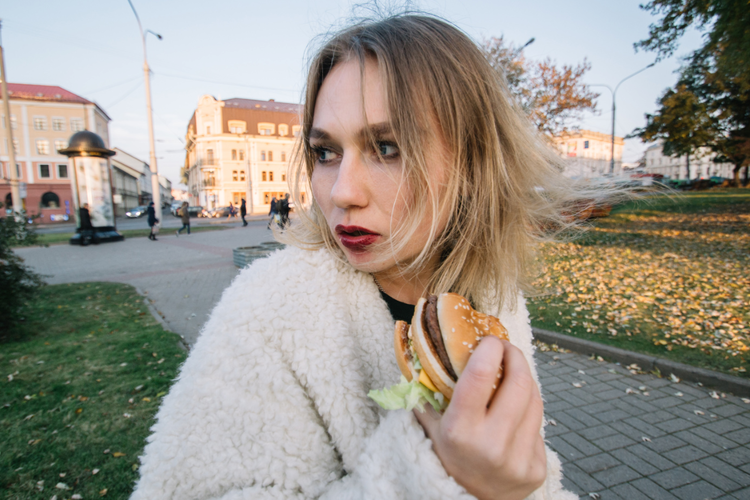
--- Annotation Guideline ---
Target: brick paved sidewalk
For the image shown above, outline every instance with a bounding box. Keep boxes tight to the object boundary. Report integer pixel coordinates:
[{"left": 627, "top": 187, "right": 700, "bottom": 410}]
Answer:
[{"left": 538, "top": 349, "right": 750, "bottom": 500}]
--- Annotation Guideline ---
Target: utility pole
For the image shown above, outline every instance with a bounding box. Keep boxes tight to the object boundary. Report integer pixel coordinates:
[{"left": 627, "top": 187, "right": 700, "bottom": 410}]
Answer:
[
  {"left": 128, "top": 0, "right": 163, "bottom": 223},
  {"left": 0, "top": 19, "right": 22, "bottom": 217},
  {"left": 592, "top": 62, "right": 655, "bottom": 174}
]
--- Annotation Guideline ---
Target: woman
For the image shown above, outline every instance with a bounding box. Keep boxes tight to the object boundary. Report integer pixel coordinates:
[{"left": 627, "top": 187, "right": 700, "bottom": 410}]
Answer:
[
  {"left": 176, "top": 201, "right": 191, "bottom": 236},
  {"left": 146, "top": 201, "right": 159, "bottom": 241},
  {"left": 132, "top": 15, "right": 583, "bottom": 500}
]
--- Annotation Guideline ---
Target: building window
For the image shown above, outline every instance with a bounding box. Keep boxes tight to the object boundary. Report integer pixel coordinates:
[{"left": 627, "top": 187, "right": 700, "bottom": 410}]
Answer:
[
  {"left": 584, "top": 140, "right": 589, "bottom": 149},
  {"left": 55, "top": 140, "right": 68, "bottom": 152},
  {"left": 268, "top": 151, "right": 274, "bottom": 162},
  {"left": 34, "top": 117, "right": 47, "bottom": 130},
  {"left": 232, "top": 170, "right": 238, "bottom": 181},
  {"left": 258, "top": 123, "right": 275, "bottom": 135},
  {"left": 232, "top": 149, "right": 237, "bottom": 160},
  {"left": 269, "top": 171, "right": 274, "bottom": 182},
  {"left": 12, "top": 139, "right": 19, "bottom": 154},
  {"left": 262, "top": 171, "right": 267, "bottom": 182},
  {"left": 58, "top": 164, "right": 68, "bottom": 178},
  {"left": 37, "top": 140, "right": 50, "bottom": 155},
  {"left": 282, "top": 173, "right": 286, "bottom": 182},
  {"left": 206, "top": 125, "right": 212, "bottom": 135},
  {"left": 240, "top": 170, "right": 245, "bottom": 181},
  {"left": 233, "top": 192, "right": 243, "bottom": 204},
  {"left": 228, "top": 120, "right": 246, "bottom": 134},
  {"left": 281, "top": 151, "right": 286, "bottom": 162},
  {"left": 292, "top": 125, "right": 301, "bottom": 137},
  {"left": 39, "top": 164, "right": 51, "bottom": 178},
  {"left": 41, "top": 191, "right": 60, "bottom": 208},
  {"left": 71, "top": 119, "right": 84, "bottom": 132},
  {"left": 206, "top": 149, "right": 214, "bottom": 165},
  {"left": 279, "top": 124, "right": 289, "bottom": 136},
  {"left": 239, "top": 149, "right": 244, "bottom": 161},
  {"left": 2, "top": 115, "right": 18, "bottom": 129},
  {"left": 52, "top": 118, "right": 65, "bottom": 131},
  {"left": 264, "top": 193, "right": 270, "bottom": 203},
  {"left": 261, "top": 151, "right": 266, "bottom": 161}
]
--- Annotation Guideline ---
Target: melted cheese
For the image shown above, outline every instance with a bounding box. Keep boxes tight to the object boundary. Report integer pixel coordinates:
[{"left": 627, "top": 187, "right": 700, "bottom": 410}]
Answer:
[{"left": 418, "top": 369, "right": 440, "bottom": 393}]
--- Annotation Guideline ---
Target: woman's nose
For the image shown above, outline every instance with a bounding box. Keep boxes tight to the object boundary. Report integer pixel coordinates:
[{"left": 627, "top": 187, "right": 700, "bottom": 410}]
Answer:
[{"left": 330, "top": 153, "right": 368, "bottom": 209}]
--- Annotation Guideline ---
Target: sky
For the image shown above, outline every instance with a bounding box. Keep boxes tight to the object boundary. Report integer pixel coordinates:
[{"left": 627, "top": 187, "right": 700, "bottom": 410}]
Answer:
[{"left": 2, "top": 0, "right": 704, "bottom": 187}]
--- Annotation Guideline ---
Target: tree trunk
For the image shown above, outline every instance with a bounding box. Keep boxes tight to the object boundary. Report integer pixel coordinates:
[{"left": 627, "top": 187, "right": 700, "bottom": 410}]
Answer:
[
  {"left": 733, "top": 164, "right": 742, "bottom": 186},
  {"left": 686, "top": 154, "right": 691, "bottom": 180}
]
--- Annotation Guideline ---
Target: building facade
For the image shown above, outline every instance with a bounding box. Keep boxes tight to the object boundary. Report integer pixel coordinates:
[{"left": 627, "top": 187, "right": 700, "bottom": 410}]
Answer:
[
  {"left": 642, "top": 142, "right": 735, "bottom": 180},
  {"left": 552, "top": 129, "right": 625, "bottom": 178},
  {"left": 184, "top": 95, "right": 304, "bottom": 214},
  {"left": 1, "top": 83, "right": 110, "bottom": 222}
]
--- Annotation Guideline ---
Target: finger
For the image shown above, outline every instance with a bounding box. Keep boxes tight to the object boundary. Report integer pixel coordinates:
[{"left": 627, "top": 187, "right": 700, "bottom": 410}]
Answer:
[
  {"left": 413, "top": 405, "right": 441, "bottom": 439},
  {"left": 487, "top": 341, "right": 537, "bottom": 428},
  {"left": 446, "top": 335, "right": 505, "bottom": 422}
]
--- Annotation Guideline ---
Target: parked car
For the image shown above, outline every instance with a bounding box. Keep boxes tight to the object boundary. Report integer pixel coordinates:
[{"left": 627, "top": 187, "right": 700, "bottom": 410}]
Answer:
[
  {"left": 209, "top": 206, "right": 233, "bottom": 218},
  {"left": 187, "top": 206, "right": 204, "bottom": 218},
  {"left": 125, "top": 206, "right": 147, "bottom": 218}
]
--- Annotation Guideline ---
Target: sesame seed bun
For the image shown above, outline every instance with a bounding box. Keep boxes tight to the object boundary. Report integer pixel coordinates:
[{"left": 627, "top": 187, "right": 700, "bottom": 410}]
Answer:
[{"left": 437, "top": 293, "right": 509, "bottom": 378}]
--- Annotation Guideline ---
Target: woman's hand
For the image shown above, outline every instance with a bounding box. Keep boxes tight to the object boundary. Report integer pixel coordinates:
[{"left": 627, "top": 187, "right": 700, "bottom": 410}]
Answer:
[{"left": 413, "top": 338, "right": 547, "bottom": 500}]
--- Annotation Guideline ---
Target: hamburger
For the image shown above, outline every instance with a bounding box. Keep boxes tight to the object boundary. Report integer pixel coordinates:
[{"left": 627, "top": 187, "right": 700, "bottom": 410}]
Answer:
[{"left": 369, "top": 293, "right": 509, "bottom": 412}]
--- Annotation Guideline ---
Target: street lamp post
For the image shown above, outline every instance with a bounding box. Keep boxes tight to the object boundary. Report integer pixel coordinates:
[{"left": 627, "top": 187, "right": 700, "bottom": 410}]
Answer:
[
  {"left": 127, "top": 0, "right": 163, "bottom": 223},
  {"left": 591, "top": 62, "right": 655, "bottom": 174}
]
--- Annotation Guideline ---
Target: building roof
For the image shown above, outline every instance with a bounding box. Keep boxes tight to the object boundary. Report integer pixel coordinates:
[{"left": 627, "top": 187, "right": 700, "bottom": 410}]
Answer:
[
  {"left": 6, "top": 83, "right": 92, "bottom": 105},
  {"left": 223, "top": 98, "right": 301, "bottom": 114}
]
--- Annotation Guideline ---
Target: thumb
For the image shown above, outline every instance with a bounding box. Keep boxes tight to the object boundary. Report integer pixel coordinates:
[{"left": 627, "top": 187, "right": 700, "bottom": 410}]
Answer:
[{"left": 413, "top": 404, "right": 441, "bottom": 439}]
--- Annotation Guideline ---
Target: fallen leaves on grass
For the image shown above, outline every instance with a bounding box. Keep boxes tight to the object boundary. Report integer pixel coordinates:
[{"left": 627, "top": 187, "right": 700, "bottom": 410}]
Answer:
[{"left": 530, "top": 201, "right": 749, "bottom": 373}]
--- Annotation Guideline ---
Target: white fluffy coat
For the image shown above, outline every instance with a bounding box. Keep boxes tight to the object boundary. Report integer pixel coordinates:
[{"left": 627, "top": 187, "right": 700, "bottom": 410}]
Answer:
[{"left": 131, "top": 247, "right": 576, "bottom": 500}]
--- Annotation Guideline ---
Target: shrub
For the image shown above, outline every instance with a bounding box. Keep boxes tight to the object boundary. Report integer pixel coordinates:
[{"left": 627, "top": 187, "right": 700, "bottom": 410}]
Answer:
[{"left": 0, "top": 204, "right": 45, "bottom": 338}]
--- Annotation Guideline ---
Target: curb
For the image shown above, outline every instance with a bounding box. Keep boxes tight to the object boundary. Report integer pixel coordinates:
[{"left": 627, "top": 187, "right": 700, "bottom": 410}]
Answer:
[
  {"left": 135, "top": 286, "right": 191, "bottom": 352},
  {"left": 533, "top": 327, "right": 750, "bottom": 398}
]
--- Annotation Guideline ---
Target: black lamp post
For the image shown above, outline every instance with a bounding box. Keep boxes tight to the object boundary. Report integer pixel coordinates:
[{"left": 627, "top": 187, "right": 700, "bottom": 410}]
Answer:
[{"left": 58, "top": 131, "right": 123, "bottom": 245}]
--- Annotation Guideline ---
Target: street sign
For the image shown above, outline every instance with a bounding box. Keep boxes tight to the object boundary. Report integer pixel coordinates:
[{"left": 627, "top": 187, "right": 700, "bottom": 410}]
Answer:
[{"left": 19, "top": 182, "right": 27, "bottom": 198}]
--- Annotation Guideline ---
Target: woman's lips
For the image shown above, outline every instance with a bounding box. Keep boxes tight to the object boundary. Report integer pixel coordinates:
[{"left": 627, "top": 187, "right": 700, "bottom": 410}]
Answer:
[{"left": 335, "top": 225, "right": 380, "bottom": 252}]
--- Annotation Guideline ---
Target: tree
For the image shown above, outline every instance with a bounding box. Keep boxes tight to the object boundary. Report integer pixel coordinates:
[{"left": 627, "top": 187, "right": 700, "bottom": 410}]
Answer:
[
  {"left": 632, "top": 82, "right": 716, "bottom": 179},
  {"left": 482, "top": 37, "right": 599, "bottom": 137},
  {"left": 635, "top": 0, "right": 750, "bottom": 185},
  {"left": 635, "top": 0, "right": 750, "bottom": 85}
]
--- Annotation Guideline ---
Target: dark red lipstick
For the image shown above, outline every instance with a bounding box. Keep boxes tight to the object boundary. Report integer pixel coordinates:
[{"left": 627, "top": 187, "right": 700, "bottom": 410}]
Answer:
[{"left": 335, "top": 225, "right": 380, "bottom": 252}]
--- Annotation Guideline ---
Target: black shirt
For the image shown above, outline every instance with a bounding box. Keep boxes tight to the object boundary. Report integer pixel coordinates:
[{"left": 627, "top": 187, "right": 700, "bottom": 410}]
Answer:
[{"left": 379, "top": 290, "right": 416, "bottom": 323}]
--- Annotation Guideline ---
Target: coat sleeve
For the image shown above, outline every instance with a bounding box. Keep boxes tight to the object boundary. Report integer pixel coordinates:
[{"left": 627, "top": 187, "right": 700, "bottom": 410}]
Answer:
[{"left": 130, "top": 308, "right": 475, "bottom": 499}]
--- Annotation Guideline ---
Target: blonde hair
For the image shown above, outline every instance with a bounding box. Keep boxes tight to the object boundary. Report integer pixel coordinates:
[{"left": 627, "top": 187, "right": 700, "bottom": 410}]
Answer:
[{"left": 284, "top": 14, "right": 597, "bottom": 310}]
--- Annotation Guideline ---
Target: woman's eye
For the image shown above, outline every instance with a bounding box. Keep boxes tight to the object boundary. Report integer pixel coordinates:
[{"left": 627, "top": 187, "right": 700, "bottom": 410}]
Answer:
[
  {"left": 377, "top": 143, "right": 399, "bottom": 157},
  {"left": 314, "top": 147, "right": 338, "bottom": 163}
]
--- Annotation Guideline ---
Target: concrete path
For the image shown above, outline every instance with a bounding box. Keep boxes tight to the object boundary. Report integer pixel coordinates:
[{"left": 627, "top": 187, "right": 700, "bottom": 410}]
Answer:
[{"left": 15, "top": 230, "right": 750, "bottom": 499}]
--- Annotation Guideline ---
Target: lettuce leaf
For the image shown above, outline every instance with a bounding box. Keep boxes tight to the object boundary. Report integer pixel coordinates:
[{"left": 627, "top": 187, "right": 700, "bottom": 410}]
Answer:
[{"left": 368, "top": 376, "right": 444, "bottom": 412}]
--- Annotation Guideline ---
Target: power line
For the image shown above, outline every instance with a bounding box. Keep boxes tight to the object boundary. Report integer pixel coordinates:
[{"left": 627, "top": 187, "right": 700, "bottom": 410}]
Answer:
[
  {"left": 83, "top": 76, "right": 142, "bottom": 95},
  {"left": 104, "top": 81, "right": 143, "bottom": 109},
  {"left": 154, "top": 71, "right": 300, "bottom": 95}
]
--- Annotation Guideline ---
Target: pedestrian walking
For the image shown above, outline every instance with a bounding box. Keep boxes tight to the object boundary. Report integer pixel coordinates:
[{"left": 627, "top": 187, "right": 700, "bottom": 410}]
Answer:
[
  {"left": 132, "top": 14, "right": 591, "bottom": 500},
  {"left": 146, "top": 201, "right": 159, "bottom": 241},
  {"left": 278, "top": 193, "right": 291, "bottom": 228},
  {"left": 227, "top": 202, "right": 235, "bottom": 220},
  {"left": 240, "top": 198, "right": 248, "bottom": 226},
  {"left": 267, "top": 196, "right": 278, "bottom": 229},
  {"left": 176, "top": 201, "right": 190, "bottom": 236}
]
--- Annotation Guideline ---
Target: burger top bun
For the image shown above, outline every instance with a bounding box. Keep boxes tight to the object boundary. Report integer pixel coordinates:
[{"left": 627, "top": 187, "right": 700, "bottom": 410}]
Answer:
[
  {"left": 437, "top": 293, "right": 509, "bottom": 378},
  {"left": 393, "top": 320, "right": 418, "bottom": 382}
]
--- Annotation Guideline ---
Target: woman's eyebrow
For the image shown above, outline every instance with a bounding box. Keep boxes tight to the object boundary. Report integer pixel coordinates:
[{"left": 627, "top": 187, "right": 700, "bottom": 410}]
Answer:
[
  {"left": 308, "top": 128, "right": 331, "bottom": 141},
  {"left": 308, "top": 122, "right": 393, "bottom": 142}
]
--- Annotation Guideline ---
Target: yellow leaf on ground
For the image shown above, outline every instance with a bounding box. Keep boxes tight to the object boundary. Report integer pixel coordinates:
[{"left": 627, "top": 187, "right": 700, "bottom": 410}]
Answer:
[{"left": 112, "top": 452, "right": 126, "bottom": 458}]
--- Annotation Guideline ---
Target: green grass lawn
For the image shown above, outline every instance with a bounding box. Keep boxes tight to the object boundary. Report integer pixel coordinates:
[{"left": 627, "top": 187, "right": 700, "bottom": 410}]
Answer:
[
  {"left": 528, "top": 188, "right": 749, "bottom": 377},
  {"left": 1, "top": 283, "right": 186, "bottom": 499},
  {"left": 27, "top": 224, "right": 228, "bottom": 247}
]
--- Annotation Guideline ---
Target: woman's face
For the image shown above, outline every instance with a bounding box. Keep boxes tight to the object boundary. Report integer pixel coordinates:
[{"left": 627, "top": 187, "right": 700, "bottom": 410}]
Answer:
[{"left": 310, "top": 58, "right": 450, "bottom": 280}]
